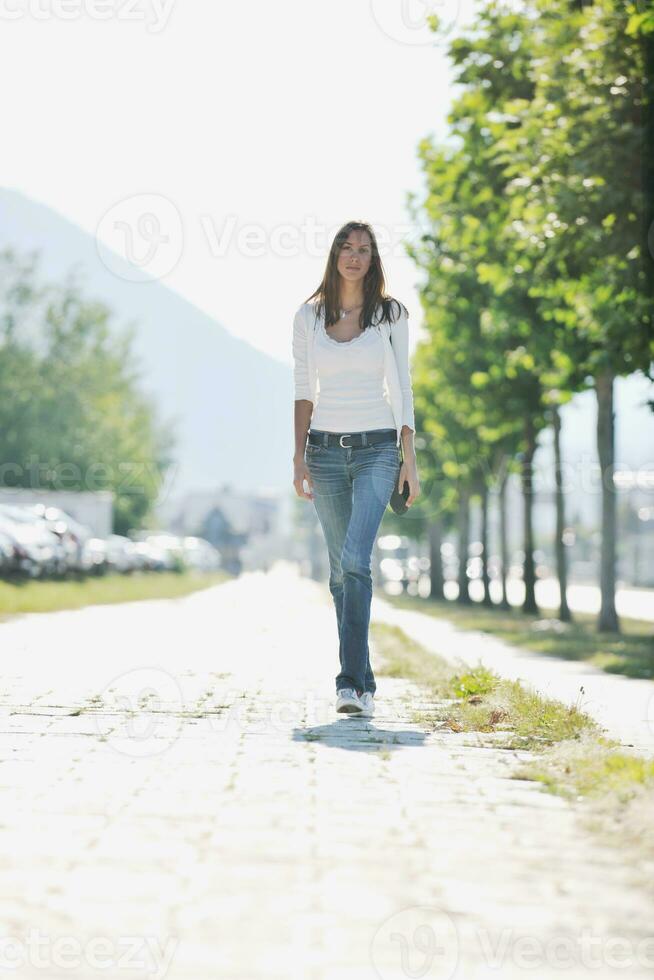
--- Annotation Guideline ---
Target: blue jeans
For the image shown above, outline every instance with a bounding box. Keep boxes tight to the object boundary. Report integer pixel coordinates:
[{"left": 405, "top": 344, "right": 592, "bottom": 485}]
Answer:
[{"left": 305, "top": 429, "right": 401, "bottom": 696}]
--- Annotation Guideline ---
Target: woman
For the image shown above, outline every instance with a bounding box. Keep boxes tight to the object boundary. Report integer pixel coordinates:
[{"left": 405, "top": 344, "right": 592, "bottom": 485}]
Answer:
[{"left": 292, "top": 220, "right": 420, "bottom": 718}]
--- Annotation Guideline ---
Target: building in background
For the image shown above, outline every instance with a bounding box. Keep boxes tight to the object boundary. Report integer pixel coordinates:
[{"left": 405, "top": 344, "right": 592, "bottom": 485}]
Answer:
[{"left": 157, "top": 485, "right": 285, "bottom": 575}]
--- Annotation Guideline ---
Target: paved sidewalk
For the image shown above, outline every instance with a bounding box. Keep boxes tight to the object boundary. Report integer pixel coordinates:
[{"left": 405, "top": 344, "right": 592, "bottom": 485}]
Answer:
[
  {"left": 0, "top": 563, "right": 652, "bottom": 979},
  {"left": 480, "top": 577, "right": 654, "bottom": 624}
]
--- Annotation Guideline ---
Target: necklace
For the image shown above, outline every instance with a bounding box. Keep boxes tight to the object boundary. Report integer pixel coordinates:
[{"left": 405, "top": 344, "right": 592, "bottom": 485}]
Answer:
[{"left": 339, "top": 302, "right": 363, "bottom": 319}]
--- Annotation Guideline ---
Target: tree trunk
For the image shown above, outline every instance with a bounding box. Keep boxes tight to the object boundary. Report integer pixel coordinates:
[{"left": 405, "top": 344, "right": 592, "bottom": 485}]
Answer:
[
  {"left": 480, "top": 482, "right": 492, "bottom": 605},
  {"left": 643, "top": 27, "right": 654, "bottom": 309},
  {"left": 498, "top": 467, "right": 510, "bottom": 609},
  {"left": 552, "top": 406, "right": 571, "bottom": 622},
  {"left": 521, "top": 417, "right": 538, "bottom": 615},
  {"left": 428, "top": 519, "right": 444, "bottom": 601},
  {"left": 596, "top": 369, "right": 620, "bottom": 632},
  {"left": 457, "top": 486, "right": 471, "bottom": 604}
]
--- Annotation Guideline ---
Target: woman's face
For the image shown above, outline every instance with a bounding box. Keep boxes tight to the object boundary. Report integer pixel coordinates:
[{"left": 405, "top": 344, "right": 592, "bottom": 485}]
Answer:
[{"left": 336, "top": 230, "right": 372, "bottom": 285}]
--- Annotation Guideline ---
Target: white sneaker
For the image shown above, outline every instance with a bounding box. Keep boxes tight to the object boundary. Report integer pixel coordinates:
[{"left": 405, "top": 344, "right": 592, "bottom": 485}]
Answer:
[
  {"left": 359, "top": 692, "right": 375, "bottom": 718},
  {"left": 335, "top": 688, "right": 363, "bottom": 714}
]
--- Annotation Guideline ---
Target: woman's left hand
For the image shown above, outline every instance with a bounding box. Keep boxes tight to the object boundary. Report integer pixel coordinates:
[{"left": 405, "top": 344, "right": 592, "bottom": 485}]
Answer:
[{"left": 398, "top": 457, "right": 420, "bottom": 507}]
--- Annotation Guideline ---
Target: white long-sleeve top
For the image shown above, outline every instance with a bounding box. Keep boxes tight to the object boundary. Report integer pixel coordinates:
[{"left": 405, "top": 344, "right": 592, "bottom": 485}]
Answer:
[
  {"left": 292, "top": 299, "right": 416, "bottom": 448},
  {"left": 310, "top": 317, "right": 396, "bottom": 432}
]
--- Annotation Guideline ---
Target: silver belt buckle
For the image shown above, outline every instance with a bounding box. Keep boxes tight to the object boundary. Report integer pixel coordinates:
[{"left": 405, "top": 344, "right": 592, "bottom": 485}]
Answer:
[{"left": 339, "top": 433, "right": 352, "bottom": 448}]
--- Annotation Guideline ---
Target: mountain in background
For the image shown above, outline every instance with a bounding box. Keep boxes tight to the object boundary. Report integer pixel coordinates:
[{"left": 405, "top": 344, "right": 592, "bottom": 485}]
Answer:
[
  {"left": 0, "top": 188, "right": 293, "bottom": 504},
  {"left": 1, "top": 187, "right": 652, "bottom": 523}
]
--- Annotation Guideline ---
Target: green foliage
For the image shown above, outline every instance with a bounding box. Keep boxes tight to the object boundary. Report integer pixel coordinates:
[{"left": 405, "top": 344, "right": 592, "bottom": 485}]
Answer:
[
  {"left": 373, "top": 620, "right": 598, "bottom": 745},
  {"left": 0, "top": 248, "right": 177, "bottom": 533},
  {"left": 520, "top": 734, "right": 654, "bottom": 805},
  {"left": 405, "top": 0, "right": 653, "bottom": 584},
  {"left": 448, "top": 663, "right": 498, "bottom": 698},
  {"left": 389, "top": 590, "right": 654, "bottom": 679}
]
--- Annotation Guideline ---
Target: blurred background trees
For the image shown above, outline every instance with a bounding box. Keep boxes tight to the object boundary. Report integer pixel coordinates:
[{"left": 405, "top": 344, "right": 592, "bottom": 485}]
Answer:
[{"left": 401, "top": 0, "right": 653, "bottom": 633}]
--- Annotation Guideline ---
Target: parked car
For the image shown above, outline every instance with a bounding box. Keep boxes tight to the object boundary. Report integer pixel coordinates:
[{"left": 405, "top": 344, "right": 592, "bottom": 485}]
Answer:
[
  {"left": 0, "top": 505, "right": 221, "bottom": 582},
  {"left": 0, "top": 505, "right": 62, "bottom": 577},
  {"left": 0, "top": 529, "right": 15, "bottom": 575},
  {"left": 181, "top": 536, "right": 222, "bottom": 571},
  {"left": 105, "top": 534, "right": 140, "bottom": 574},
  {"left": 26, "top": 504, "right": 92, "bottom": 574},
  {"left": 80, "top": 537, "right": 109, "bottom": 575},
  {"left": 0, "top": 521, "right": 32, "bottom": 577},
  {"left": 145, "top": 535, "right": 180, "bottom": 571}
]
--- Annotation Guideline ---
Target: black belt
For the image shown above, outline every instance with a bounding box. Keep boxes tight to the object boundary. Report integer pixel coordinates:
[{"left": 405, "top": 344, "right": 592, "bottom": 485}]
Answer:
[{"left": 307, "top": 428, "right": 397, "bottom": 449}]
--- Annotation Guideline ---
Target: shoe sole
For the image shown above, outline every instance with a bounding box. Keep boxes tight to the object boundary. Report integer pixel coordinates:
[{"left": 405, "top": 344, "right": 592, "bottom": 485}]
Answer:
[{"left": 336, "top": 703, "right": 363, "bottom": 714}]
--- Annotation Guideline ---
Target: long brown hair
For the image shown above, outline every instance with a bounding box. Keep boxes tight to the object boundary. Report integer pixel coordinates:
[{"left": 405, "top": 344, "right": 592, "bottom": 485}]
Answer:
[{"left": 303, "top": 220, "right": 408, "bottom": 331}]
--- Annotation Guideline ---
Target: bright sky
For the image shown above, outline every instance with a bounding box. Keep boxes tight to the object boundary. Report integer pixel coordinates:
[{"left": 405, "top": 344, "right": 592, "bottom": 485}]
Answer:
[{"left": 1, "top": 0, "right": 474, "bottom": 363}]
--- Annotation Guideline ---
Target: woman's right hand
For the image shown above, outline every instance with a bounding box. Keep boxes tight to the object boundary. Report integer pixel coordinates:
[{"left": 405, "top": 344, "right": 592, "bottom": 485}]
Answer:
[{"left": 293, "top": 457, "right": 314, "bottom": 500}]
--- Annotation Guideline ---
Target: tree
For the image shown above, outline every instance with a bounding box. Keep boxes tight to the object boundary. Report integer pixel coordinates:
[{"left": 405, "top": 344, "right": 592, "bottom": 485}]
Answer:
[
  {"left": 0, "top": 248, "right": 176, "bottom": 535},
  {"left": 493, "top": 0, "right": 653, "bottom": 630}
]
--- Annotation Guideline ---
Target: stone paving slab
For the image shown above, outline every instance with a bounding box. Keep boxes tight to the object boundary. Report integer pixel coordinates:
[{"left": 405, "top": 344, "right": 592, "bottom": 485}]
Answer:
[{"left": 0, "top": 562, "right": 651, "bottom": 979}]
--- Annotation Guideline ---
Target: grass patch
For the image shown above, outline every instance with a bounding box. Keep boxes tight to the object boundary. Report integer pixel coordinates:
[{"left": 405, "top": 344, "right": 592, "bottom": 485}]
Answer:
[
  {"left": 516, "top": 735, "right": 654, "bottom": 861},
  {"left": 0, "top": 569, "right": 232, "bottom": 619},
  {"left": 384, "top": 592, "right": 654, "bottom": 679},
  {"left": 370, "top": 621, "right": 598, "bottom": 748},
  {"left": 521, "top": 735, "right": 654, "bottom": 801},
  {"left": 371, "top": 619, "right": 654, "bottom": 861}
]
